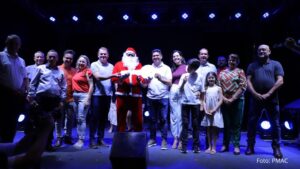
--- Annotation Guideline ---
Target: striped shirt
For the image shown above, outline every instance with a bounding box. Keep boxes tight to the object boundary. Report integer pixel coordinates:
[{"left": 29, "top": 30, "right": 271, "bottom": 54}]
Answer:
[{"left": 219, "top": 67, "right": 247, "bottom": 98}]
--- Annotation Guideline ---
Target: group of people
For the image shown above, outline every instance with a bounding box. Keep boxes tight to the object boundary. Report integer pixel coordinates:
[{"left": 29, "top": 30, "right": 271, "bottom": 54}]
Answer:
[{"left": 0, "top": 34, "right": 285, "bottom": 168}]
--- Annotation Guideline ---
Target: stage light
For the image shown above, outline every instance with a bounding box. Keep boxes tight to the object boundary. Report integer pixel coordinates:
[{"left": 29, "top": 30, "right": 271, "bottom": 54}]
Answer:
[
  {"left": 72, "top": 15, "right": 79, "bottom": 22},
  {"left": 17, "top": 113, "right": 26, "bottom": 131},
  {"left": 208, "top": 13, "right": 215, "bottom": 19},
  {"left": 123, "top": 14, "right": 129, "bottom": 21},
  {"left": 259, "top": 120, "right": 272, "bottom": 139},
  {"left": 97, "top": 15, "right": 103, "bottom": 21},
  {"left": 49, "top": 16, "right": 56, "bottom": 22},
  {"left": 261, "top": 120, "right": 271, "bottom": 130},
  {"left": 284, "top": 121, "right": 293, "bottom": 130},
  {"left": 144, "top": 111, "right": 149, "bottom": 117},
  {"left": 18, "top": 114, "right": 25, "bottom": 122},
  {"left": 282, "top": 120, "right": 296, "bottom": 140},
  {"left": 151, "top": 13, "right": 158, "bottom": 20},
  {"left": 234, "top": 12, "right": 242, "bottom": 19},
  {"left": 262, "top": 12, "right": 270, "bottom": 19},
  {"left": 181, "top": 13, "right": 188, "bottom": 20}
]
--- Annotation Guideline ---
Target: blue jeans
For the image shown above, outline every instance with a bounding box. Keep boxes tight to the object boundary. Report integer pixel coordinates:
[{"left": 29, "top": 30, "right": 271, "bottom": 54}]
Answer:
[
  {"left": 55, "top": 101, "right": 75, "bottom": 138},
  {"left": 181, "top": 104, "right": 200, "bottom": 149},
  {"left": 147, "top": 98, "right": 169, "bottom": 140},
  {"left": 89, "top": 96, "right": 111, "bottom": 141}
]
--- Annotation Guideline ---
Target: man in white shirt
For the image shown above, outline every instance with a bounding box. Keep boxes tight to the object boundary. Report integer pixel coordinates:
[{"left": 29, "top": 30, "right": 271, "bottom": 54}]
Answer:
[
  {"left": 146, "top": 49, "right": 172, "bottom": 150},
  {"left": 196, "top": 48, "right": 217, "bottom": 85},
  {"left": 195, "top": 48, "right": 217, "bottom": 149},
  {"left": 0, "top": 34, "right": 27, "bottom": 143}
]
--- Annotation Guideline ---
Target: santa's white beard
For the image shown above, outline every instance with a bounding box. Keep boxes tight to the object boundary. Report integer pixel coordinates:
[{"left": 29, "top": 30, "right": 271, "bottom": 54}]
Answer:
[{"left": 122, "top": 54, "right": 139, "bottom": 70}]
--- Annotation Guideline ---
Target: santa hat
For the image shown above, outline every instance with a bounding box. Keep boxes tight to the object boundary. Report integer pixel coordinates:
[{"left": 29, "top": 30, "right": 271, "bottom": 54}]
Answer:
[{"left": 125, "top": 47, "right": 137, "bottom": 55}]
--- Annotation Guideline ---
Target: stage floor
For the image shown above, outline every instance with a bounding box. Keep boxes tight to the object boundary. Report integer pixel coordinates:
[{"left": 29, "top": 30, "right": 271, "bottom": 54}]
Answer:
[{"left": 14, "top": 129, "right": 300, "bottom": 169}]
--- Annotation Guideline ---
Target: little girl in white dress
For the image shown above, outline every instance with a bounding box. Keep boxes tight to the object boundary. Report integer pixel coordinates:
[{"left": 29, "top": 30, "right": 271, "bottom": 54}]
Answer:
[{"left": 201, "top": 72, "right": 223, "bottom": 154}]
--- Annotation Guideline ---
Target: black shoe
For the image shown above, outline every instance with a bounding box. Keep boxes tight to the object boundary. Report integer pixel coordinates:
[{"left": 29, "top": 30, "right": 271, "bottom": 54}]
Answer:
[
  {"left": 97, "top": 139, "right": 110, "bottom": 147},
  {"left": 89, "top": 140, "right": 98, "bottom": 149},
  {"left": 64, "top": 136, "right": 73, "bottom": 145},
  {"left": 181, "top": 147, "right": 187, "bottom": 154},
  {"left": 220, "top": 145, "right": 229, "bottom": 152},
  {"left": 193, "top": 146, "right": 200, "bottom": 153},
  {"left": 54, "top": 138, "right": 62, "bottom": 147},
  {"left": 245, "top": 145, "right": 254, "bottom": 155},
  {"left": 272, "top": 145, "right": 283, "bottom": 159},
  {"left": 45, "top": 144, "right": 55, "bottom": 152}
]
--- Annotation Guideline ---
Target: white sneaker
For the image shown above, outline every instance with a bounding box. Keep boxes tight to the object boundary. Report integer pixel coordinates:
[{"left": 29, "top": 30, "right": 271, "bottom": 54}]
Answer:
[
  {"left": 161, "top": 139, "right": 168, "bottom": 150},
  {"left": 73, "top": 140, "right": 84, "bottom": 149}
]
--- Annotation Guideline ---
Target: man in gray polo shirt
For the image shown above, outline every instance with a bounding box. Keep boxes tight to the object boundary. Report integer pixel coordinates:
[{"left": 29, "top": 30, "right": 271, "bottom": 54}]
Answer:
[{"left": 245, "top": 44, "right": 284, "bottom": 159}]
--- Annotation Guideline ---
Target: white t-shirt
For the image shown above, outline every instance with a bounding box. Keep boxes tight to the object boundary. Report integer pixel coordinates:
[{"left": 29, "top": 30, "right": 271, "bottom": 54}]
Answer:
[
  {"left": 91, "top": 60, "right": 114, "bottom": 96},
  {"left": 178, "top": 72, "right": 204, "bottom": 105},
  {"left": 146, "top": 62, "right": 172, "bottom": 99},
  {"left": 196, "top": 62, "right": 217, "bottom": 86}
]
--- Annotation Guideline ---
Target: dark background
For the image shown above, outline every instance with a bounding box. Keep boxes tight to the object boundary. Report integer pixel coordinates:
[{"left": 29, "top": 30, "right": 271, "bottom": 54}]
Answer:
[{"left": 1, "top": 0, "right": 300, "bottom": 129}]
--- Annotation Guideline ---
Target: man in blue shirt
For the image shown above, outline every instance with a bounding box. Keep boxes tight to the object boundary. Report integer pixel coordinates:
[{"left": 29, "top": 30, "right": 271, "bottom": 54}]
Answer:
[{"left": 246, "top": 44, "right": 284, "bottom": 159}]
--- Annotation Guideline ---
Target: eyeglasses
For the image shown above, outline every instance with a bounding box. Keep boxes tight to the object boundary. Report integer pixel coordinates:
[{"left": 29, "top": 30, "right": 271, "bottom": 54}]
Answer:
[{"left": 127, "top": 53, "right": 135, "bottom": 57}]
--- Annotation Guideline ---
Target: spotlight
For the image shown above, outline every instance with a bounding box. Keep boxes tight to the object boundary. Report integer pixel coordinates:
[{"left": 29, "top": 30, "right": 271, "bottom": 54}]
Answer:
[
  {"left": 123, "top": 14, "right": 129, "bottom": 21},
  {"left": 262, "top": 12, "right": 269, "bottom": 19},
  {"left": 209, "top": 13, "right": 215, "bottom": 19},
  {"left": 259, "top": 120, "right": 272, "bottom": 139},
  {"left": 49, "top": 16, "right": 56, "bottom": 22},
  {"left": 281, "top": 120, "right": 296, "bottom": 140},
  {"left": 284, "top": 121, "right": 293, "bottom": 130},
  {"left": 181, "top": 13, "right": 188, "bottom": 20},
  {"left": 97, "top": 15, "right": 103, "bottom": 21},
  {"left": 234, "top": 12, "right": 242, "bottom": 19},
  {"left": 17, "top": 113, "right": 26, "bottom": 131},
  {"left": 151, "top": 13, "right": 158, "bottom": 20},
  {"left": 72, "top": 15, "right": 79, "bottom": 22},
  {"left": 18, "top": 114, "right": 25, "bottom": 123},
  {"left": 208, "top": 13, "right": 215, "bottom": 19},
  {"left": 260, "top": 120, "right": 271, "bottom": 130},
  {"left": 144, "top": 111, "right": 149, "bottom": 117}
]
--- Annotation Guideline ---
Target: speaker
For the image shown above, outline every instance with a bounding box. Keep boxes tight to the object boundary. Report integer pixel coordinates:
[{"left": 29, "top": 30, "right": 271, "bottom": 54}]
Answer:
[{"left": 110, "top": 132, "right": 148, "bottom": 169}]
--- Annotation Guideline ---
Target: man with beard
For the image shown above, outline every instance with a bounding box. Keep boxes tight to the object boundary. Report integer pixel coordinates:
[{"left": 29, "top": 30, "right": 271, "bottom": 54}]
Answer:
[{"left": 112, "top": 47, "right": 147, "bottom": 132}]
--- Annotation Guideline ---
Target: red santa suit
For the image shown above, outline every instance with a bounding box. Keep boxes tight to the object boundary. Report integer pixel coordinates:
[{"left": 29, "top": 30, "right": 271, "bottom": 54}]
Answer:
[{"left": 112, "top": 47, "right": 144, "bottom": 132}]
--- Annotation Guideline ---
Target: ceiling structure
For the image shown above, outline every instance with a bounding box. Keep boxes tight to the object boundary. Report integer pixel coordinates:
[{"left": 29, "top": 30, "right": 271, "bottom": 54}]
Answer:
[{"left": 9, "top": 0, "right": 298, "bottom": 32}]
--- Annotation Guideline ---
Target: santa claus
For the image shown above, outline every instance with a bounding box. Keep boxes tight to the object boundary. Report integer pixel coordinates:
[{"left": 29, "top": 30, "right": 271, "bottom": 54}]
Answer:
[{"left": 112, "top": 47, "right": 146, "bottom": 132}]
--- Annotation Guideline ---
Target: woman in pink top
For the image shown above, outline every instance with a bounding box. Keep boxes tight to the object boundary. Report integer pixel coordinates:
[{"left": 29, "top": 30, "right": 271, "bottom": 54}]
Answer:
[{"left": 72, "top": 55, "right": 94, "bottom": 149}]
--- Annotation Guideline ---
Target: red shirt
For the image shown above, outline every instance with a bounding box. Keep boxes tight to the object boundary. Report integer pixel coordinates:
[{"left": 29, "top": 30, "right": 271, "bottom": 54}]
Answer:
[
  {"left": 59, "top": 64, "right": 76, "bottom": 102},
  {"left": 72, "top": 68, "right": 92, "bottom": 93}
]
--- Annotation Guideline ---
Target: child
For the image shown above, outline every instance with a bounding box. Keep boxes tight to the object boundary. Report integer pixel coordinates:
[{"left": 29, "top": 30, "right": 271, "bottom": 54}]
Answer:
[
  {"left": 178, "top": 58, "right": 204, "bottom": 153},
  {"left": 108, "top": 99, "right": 117, "bottom": 133},
  {"left": 201, "top": 72, "right": 223, "bottom": 154}
]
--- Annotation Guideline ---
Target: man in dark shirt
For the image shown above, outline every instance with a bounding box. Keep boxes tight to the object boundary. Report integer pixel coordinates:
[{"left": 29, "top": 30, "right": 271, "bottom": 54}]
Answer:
[{"left": 245, "top": 44, "right": 284, "bottom": 159}]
